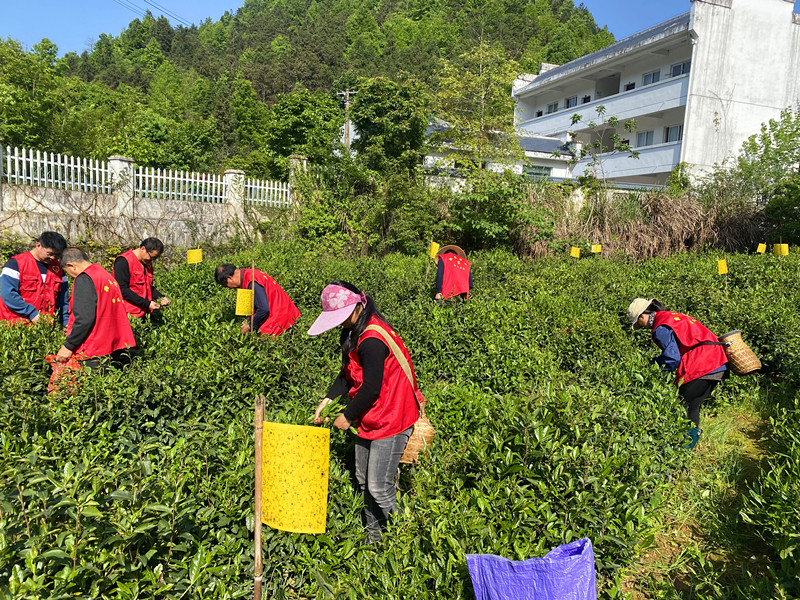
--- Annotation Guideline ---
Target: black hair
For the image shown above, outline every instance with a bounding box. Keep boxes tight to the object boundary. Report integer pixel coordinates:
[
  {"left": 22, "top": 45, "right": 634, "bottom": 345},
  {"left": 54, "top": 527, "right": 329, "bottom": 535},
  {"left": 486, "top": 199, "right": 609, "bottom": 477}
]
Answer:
[
  {"left": 215, "top": 263, "right": 236, "bottom": 285},
  {"left": 331, "top": 280, "right": 390, "bottom": 358},
  {"left": 60, "top": 247, "right": 89, "bottom": 267},
  {"left": 38, "top": 231, "right": 67, "bottom": 254},
  {"left": 141, "top": 237, "right": 164, "bottom": 254},
  {"left": 643, "top": 299, "right": 667, "bottom": 315}
]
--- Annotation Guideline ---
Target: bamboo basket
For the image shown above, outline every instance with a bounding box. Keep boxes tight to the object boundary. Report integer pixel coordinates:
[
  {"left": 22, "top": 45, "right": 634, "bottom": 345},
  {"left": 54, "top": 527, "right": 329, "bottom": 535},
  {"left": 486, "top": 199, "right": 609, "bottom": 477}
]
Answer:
[
  {"left": 400, "top": 404, "right": 435, "bottom": 465},
  {"left": 718, "top": 330, "right": 761, "bottom": 375}
]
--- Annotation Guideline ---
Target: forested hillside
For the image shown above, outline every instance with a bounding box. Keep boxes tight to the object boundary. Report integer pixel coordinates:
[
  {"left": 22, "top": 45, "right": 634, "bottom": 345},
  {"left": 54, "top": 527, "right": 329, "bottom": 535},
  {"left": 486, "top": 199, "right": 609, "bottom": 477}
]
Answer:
[{"left": 0, "top": 0, "right": 613, "bottom": 176}]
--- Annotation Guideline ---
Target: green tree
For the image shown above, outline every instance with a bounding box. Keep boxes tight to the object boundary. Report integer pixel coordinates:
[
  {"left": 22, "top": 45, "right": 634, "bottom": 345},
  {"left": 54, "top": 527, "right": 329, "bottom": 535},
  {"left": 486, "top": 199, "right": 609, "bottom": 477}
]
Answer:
[
  {"left": 349, "top": 77, "right": 429, "bottom": 176},
  {"left": 434, "top": 42, "right": 521, "bottom": 172}
]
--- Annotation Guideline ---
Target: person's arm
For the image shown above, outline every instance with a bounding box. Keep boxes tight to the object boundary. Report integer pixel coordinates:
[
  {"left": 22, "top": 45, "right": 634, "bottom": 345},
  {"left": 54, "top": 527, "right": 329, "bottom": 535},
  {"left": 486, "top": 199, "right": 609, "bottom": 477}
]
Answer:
[
  {"left": 63, "top": 274, "right": 96, "bottom": 351},
  {"left": 435, "top": 259, "right": 444, "bottom": 294},
  {"left": 326, "top": 368, "right": 350, "bottom": 401},
  {"left": 652, "top": 325, "right": 681, "bottom": 372},
  {"left": 249, "top": 281, "right": 270, "bottom": 331},
  {"left": 56, "top": 274, "right": 69, "bottom": 326},
  {"left": 468, "top": 266, "right": 474, "bottom": 290},
  {"left": 114, "top": 257, "right": 151, "bottom": 312},
  {"left": 1, "top": 258, "right": 38, "bottom": 320},
  {"left": 342, "top": 338, "right": 389, "bottom": 422}
]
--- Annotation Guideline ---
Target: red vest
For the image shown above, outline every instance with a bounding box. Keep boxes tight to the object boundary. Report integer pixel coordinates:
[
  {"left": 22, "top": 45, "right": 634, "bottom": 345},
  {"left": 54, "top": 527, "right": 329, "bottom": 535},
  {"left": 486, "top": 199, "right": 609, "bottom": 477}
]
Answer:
[
  {"left": 345, "top": 316, "right": 420, "bottom": 440},
  {"left": 240, "top": 269, "right": 300, "bottom": 336},
  {"left": 66, "top": 264, "right": 136, "bottom": 359},
  {"left": 651, "top": 311, "right": 727, "bottom": 386},
  {"left": 0, "top": 251, "right": 65, "bottom": 323},
  {"left": 114, "top": 249, "right": 153, "bottom": 317},
  {"left": 440, "top": 254, "right": 471, "bottom": 299}
]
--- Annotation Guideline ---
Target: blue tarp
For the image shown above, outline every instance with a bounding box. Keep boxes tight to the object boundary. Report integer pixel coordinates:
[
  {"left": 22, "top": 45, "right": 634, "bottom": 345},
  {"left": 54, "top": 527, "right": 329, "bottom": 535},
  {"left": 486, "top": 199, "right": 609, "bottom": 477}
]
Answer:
[{"left": 466, "top": 538, "right": 598, "bottom": 600}]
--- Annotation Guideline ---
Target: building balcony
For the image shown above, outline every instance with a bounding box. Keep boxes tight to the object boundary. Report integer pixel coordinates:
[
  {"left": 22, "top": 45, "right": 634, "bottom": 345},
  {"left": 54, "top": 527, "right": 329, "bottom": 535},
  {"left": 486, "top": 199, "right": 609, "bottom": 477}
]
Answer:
[
  {"left": 572, "top": 141, "right": 683, "bottom": 180},
  {"left": 517, "top": 74, "right": 690, "bottom": 137}
]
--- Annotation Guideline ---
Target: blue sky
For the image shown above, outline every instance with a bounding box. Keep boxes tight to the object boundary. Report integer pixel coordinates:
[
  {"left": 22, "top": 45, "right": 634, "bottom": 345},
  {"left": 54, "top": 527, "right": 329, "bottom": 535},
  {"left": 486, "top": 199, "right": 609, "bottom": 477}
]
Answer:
[{"left": 1, "top": 0, "right": 799, "bottom": 56}]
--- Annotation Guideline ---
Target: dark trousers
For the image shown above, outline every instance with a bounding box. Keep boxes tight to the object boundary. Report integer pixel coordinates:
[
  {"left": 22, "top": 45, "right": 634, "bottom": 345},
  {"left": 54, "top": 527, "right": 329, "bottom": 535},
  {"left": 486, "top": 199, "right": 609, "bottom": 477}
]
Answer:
[
  {"left": 678, "top": 378, "right": 720, "bottom": 427},
  {"left": 82, "top": 349, "right": 131, "bottom": 371},
  {"left": 354, "top": 425, "right": 413, "bottom": 543}
]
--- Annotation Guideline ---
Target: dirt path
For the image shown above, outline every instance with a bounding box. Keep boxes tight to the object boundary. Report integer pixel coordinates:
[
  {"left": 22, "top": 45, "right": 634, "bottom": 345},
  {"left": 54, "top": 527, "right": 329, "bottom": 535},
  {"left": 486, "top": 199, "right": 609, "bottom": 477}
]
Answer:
[{"left": 621, "top": 405, "right": 773, "bottom": 599}]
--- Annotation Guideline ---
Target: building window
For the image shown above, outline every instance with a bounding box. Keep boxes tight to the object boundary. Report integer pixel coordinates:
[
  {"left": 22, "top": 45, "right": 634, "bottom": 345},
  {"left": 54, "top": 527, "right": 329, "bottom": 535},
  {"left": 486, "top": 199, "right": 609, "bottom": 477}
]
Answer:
[
  {"left": 671, "top": 61, "right": 691, "bottom": 77},
  {"left": 524, "top": 164, "right": 552, "bottom": 179},
  {"left": 546, "top": 102, "right": 559, "bottom": 114},
  {"left": 636, "top": 131, "right": 655, "bottom": 147},
  {"left": 582, "top": 95, "right": 592, "bottom": 104},
  {"left": 565, "top": 96, "right": 578, "bottom": 109},
  {"left": 535, "top": 110, "right": 543, "bottom": 117},
  {"left": 664, "top": 125, "right": 683, "bottom": 143},
  {"left": 643, "top": 70, "right": 661, "bottom": 86},
  {"left": 624, "top": 82, "right": 636, "bottom": 91}
]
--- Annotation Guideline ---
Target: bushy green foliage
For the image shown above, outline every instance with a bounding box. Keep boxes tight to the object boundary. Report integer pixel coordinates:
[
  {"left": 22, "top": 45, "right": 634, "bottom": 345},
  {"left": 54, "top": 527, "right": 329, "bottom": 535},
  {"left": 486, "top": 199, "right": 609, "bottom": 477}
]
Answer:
[
  {"left": 3, "top": 244, "right": 798, "bottom": 598},
  {"left": 764, "top": 176, "right": 800, "bottom": 244}
]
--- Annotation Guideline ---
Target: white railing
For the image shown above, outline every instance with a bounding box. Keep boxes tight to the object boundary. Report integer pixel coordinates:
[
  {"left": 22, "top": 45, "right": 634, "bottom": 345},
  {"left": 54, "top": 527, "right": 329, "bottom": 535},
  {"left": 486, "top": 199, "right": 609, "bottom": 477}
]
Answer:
[
  {"left": 3, "top": 146, "right": 112, "bottom": 194},
  {"left": 245, "top": 177, "right": 291, "bottom": 208},
  {"left": 135, "top": 167, "right": 226, "bottom": 204},
  {"left": 0, "top": 144, "right": 293, "bottom": 207}
]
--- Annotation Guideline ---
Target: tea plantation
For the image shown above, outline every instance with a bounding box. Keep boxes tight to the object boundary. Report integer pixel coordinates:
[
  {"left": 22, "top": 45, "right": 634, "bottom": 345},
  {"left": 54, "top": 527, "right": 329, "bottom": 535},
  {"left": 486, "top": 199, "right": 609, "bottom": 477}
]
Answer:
[{"left": 2, "top": 242, "right": 799, "bottom": 599}]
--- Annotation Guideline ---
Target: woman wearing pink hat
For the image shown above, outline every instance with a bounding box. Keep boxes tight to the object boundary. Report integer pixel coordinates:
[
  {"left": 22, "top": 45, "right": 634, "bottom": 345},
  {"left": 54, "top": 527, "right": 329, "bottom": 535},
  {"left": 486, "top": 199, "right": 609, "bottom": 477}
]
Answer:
[{"left": 309, "top": 280, "right": 420, "bottom": 543}]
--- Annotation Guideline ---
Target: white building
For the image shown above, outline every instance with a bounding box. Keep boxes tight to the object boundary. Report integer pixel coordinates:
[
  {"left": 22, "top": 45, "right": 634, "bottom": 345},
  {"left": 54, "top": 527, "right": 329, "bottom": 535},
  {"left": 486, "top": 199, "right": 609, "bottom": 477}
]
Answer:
[{"left": 513, "top": 0, "right": 800, "bottom": 185}]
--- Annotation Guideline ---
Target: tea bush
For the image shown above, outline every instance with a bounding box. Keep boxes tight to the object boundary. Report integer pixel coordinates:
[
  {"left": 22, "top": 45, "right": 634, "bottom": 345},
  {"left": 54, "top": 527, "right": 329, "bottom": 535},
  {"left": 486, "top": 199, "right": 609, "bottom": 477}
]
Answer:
[{"left": 1, "top": 242, "right": 798, "bottom": 598}]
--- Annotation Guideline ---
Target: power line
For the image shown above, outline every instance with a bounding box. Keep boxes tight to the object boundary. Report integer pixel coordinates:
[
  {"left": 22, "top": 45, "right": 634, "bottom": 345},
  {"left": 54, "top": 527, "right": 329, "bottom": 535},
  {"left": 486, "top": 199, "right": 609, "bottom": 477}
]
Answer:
[
  {"left": 141, "top": 0, "right": 192, "bottom": 26},
  {"left": 110, "top": 0, "right": 147, "bottom": 18}
]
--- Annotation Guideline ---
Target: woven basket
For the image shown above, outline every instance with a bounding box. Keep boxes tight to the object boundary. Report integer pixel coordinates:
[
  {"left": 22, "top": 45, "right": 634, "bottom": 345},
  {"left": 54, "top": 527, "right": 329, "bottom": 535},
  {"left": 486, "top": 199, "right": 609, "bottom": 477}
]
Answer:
[
  {"left": 718, "top": 330, "right": 761, "bottom": 375},
  {"left": 400, "top": 405, "right": 435, "bottom": 465}
]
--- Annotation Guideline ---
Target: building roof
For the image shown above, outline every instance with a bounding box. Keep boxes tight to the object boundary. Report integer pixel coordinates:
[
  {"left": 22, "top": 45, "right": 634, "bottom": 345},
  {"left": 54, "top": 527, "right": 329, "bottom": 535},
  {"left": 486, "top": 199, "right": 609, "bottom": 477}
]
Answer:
[
  {"left": 514, "top": 12, "right": 691, "bottom": 96},
  {"left": 518, "top": 135, "right": 572, "bottom": 156}
]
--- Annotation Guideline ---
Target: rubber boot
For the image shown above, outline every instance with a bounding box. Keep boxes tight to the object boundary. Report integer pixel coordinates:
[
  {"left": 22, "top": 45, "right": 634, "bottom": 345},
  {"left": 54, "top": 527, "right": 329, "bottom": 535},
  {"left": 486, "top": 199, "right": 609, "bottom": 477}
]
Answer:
[{"left": 684, "top": 427, "right": 702, "bottom": 450}]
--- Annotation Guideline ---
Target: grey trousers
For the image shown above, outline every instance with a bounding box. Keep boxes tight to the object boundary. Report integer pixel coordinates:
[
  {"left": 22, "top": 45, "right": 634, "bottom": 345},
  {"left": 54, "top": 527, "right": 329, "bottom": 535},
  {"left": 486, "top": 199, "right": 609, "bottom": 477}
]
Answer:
[{"left": 354, "top": 425, "right": 413, "bottom": 543}]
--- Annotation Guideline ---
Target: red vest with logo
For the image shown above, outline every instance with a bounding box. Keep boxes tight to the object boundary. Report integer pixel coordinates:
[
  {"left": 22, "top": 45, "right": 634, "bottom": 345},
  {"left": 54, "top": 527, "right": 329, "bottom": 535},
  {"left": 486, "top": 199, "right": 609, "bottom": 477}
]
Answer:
[
  {"left": 651, "top": 311, "right": 727, "bottom": 386},
  {"left": 114, "top": 249, "right": 153, "bottom": 317},
  {"left": 345, "top": 316, "right": 420, "bottom": 440},
  {"left": 66, "top": 264, "right": 136, "bottom": 359},
  {"left": 0, "top": 251, "right": 64, "bottom": 322},
  {"left": 240, "top": 269, "right": 300, "bottom": 336},
  {"left": 440, "top": 254, "right": 471, "bottom": 299}
]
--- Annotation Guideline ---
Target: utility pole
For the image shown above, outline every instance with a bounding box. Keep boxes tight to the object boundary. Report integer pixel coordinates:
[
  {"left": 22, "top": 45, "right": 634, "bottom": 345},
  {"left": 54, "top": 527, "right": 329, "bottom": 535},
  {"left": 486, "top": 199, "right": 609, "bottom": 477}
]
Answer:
[{"left": 337, "top": 89, "right": 357, "bottom": 150}]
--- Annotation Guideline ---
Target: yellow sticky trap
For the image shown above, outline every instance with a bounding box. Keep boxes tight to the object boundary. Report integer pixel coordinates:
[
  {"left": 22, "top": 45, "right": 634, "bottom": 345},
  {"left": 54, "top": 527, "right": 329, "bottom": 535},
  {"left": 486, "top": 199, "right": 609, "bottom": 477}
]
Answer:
[
  {"left": 261, "top": 423, "right": 330, "bottom": 534},
  {"left": 187, "top": 249, "right": 202, "bottom": 264},
  {"left": 570, "top": 246, "right": 580, "bottom": 259},
  {"left": 756, "top": 243, "right": 766, "bottom": 254},
  {"left": 774, "top": 243, "right": 790, "bottom": 256},
  {"left": 429, "top": 242, "right": 440, "bottom": 258},
  {"left": 718, "top": 259, "right": 728, "bottom": 275},
  {"left": 235, "top": 289, "right": 254, "bottom": 316},
  {"left": 591, "top": 245, "right": 602, "bottom": 254}
]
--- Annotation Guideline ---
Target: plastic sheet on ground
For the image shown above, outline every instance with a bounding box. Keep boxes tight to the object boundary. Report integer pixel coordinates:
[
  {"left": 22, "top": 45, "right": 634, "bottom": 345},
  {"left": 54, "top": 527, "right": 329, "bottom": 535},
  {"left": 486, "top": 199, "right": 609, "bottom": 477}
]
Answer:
[{"left": 466, "top": 538, "right": 597, "bottom": 600}]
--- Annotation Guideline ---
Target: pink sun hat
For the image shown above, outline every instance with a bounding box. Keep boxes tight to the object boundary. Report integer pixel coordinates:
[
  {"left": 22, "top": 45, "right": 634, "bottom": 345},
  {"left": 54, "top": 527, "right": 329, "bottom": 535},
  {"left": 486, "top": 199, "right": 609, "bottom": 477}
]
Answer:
[{"left": 307, "top": 284, "right": 367, "bottom": 336}]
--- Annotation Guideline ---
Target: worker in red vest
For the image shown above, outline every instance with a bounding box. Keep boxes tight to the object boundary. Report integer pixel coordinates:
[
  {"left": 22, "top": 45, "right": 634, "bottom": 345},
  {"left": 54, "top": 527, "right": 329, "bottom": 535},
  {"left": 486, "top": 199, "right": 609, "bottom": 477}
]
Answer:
[
  {"left": 628, "top": 298, "right": 728, "bottom": 449},
  {"left": 113, "top": 237, "right": 170, "bottom": 318},
  {"left": 214, "top": 264, "right": 300, "bottom": 335},
  {"left": 435, "top": 245, "right": 473, "bottom": 300},
  {"left": 0, "top": 231, "right": 69, "bottom": 326},
  {"left": 309, "top": 280, "right": 420, "bottom": 543},
  {"left": 55, "top": 248, "right": 136, "bottom": 369}
]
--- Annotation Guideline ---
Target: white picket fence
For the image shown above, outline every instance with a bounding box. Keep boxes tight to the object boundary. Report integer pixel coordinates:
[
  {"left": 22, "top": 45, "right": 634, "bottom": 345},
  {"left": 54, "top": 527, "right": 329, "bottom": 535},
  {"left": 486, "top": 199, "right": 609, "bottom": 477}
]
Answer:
[
  {"left": 2, "top": 146, "right": 112, "bottom": 194},
  {"left": 135, "top": 166, "right": 227, "bottom": 204},
  {"left": 1, "top": 145, "right": 292, "bottom": 208}
]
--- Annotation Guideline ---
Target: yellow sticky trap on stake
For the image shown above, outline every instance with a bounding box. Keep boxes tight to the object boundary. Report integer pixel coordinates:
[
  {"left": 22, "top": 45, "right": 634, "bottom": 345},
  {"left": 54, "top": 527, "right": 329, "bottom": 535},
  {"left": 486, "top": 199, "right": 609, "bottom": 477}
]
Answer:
[
  {"left": 774, "top": 243, "right": 790, "bottom": 256},
  {"left": 570, "top": 246, "right": 580, "bottom": 259},
  {"left": 429, "top": 242, "right": 440, "bottom": 258},
  {"left": 591, "top": 245, "right": 602, "bottom": 254},
  {"left": 186, "top": 249, "right": 203, "bottom": 264},
  {"left": 756, "top": 243, "right": 766, "bottom": 254},
  {"left": 235, "top": 289, "right": 254, "bottom": 315},
  {"left": 718, "top": 259, "right": 728, "bottom": 275},
  {"left": 261, "top": 423, "right": 330, "bottom": 534}
]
